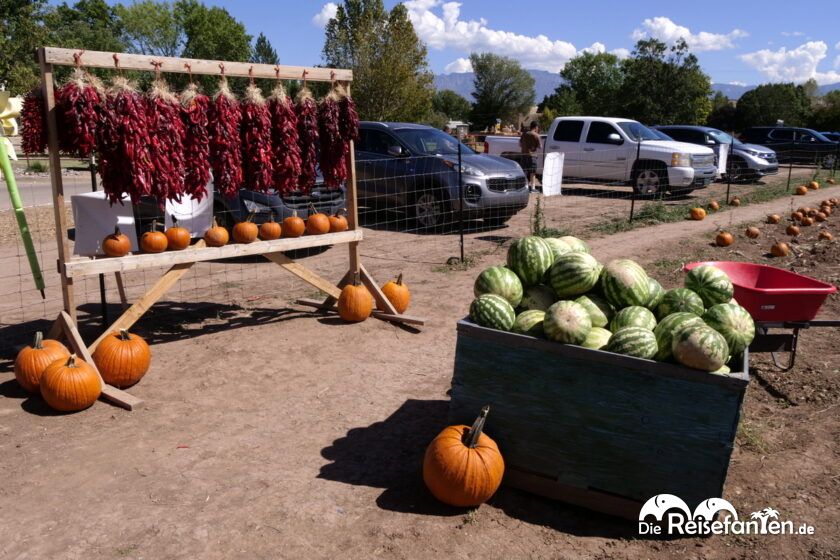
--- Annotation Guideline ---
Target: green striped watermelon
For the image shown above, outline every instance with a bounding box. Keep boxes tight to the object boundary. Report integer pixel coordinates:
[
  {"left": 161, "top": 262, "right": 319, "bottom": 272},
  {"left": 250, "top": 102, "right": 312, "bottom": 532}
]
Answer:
[
  {"left": 610, "top": 305, "right": 657, "bottom": 332},
  {"left": 605, "top": 326, "right": 658, "bottom": 359},
  {"left": 581, "top": 327, "right": 612, "bottom": 350},
  {"left": 512, "top": 310, "right": 545, "bottom": 336},
  {"left": 542, "top": 237, "right": 572, "bottom": 261},
  {"left": 543, "top": 300, "right": 592, "bottom": 344},
  {"left": 549, "top": 252, "right": 602, "bottom": 298},
  {"left": 574, "top": 294, "right": 615, "bottom": 328},
  {"left": 474, "top": 266, "right": 523, "bottom": 308},
  {"left": 507, "top": 236, "right": 554, "bottom": 286},
  {"left": 653, "top": 312, "right": 705, "bottom": 361},
  {"left": 702, "top": 303, "right": 755, "bottom": 356},
  {"left": 559, "top": 236, "right": 590, "bottom": 254},
  {"left": 519, "top": 285, "right": 557, "bottom": 312},
  {"left": 672, "top": 325, "right": 729, "bottom": 371},
  {"left": 646, "top": 277, "right": 665, "bottom": 310},
  {"left": 655, "top": 288, "right": 705, "bottom": 320},
  {"left": 685, "top": 265, "right": 734, "bottom": 307},
  {"left": 600, "top": 259, "right": 650, "bottom": 308},
  {"left": 470, "top": 294, "right": 515, "bottom": 331}
]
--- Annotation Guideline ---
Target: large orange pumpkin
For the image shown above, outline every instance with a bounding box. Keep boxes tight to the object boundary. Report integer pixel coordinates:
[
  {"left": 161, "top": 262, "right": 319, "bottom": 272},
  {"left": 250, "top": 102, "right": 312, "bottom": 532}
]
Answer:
[
  {"left": 39, "top": 354, "right": 101, "bottom": 412},
  {"left": 92, "top": 329, "right": 151, "bottom": 388},
  {"left": 165, "top": 217, "right": 191, "bottom": 250},
  {"left": 233, "top": 213, "right": 259, "bottom": 243},
  {"left": 329, "top": 209, "right": 349, "bottom": 233},
  {"left": 423, "top": 406, "right": 505, "bottom": 507},
  {"left": 14, "top": 331, "right": 70, "bottom": 393},
  {"left": 337, "top": 274, "right": 373, "bottom": 322},
  {"left": 381, "top": 273, "right": 411, "bottom": 313},
  {"left": 689, "top": 207, "right": 706, "bottom": 221},
  {"left": 795, "top": 185, "right": 808, "bottom": 195},
  {"left": 140, "top": 220, "right": 168, "bottom": 253},
  {"left": 771, "top": 241, "right": 790, "bottom": 257},
  {"left": 259, "top": 216, "right": 282, "bottom": 240},
  {"left": 715, "top": 231, "right": 734, "bottom": 247},
  {"left": 204, "top": 218, "right": 229, "bottom": 247},
  {"left": 306, "top": 206, "right": 331, "bottom": 235},
  {"left": 102, "top": 226, "right": 131, "bottom": 257},
  {"left": 282, "top": 212, "right": 305, "bottom": 238}
]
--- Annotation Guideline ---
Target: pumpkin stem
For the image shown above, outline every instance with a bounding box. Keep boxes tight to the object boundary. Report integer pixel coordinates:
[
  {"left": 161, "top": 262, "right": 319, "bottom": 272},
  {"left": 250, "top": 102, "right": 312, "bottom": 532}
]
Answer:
[
  {"left": 396, "top": 273, "right": 403, "bottom": 286},
  {"left": 113, "top": 225, "right": 121, "bottom": 236},
  {"left": 463, "top": 405, "right": 490, "bottom": 448},
  {"left": 66, "top": 354, "right": 78, "bottom": 368},
  {"left": 171, "top": 214, "right": 178, "bottom": 226},
  {"left": 246, "top": 211, "right": 255, "bottom": 223},
  {"left": 32, "top": 331, "right": 44, "bottom": 349},
  {"left": 150, "top": 219, "right": 160, "bottom": 232},
  {"left": 118, "top": 329, "right": 131, "bottom": 341}
]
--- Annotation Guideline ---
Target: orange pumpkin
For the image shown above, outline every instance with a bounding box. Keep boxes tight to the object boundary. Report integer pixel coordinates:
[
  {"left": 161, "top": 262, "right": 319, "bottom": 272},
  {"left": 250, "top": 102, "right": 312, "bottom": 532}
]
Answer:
[
  {"left": 204, "top": 218, "right": 229, "bottom": 247},
  {"left": 282, "top": 212, "right": 306, "bottom": 238},
  {"left": 381, "top": 273, "right": 411, "bottom": 313},
  {"left": 102, "top": 226, "right": 131, "bottom": 257},
  {"left": 827, "top": 178, "right": 837, "bottom": 185},
  {"left": 767, "top": 214, "right": 781, "bottom": 224},
  {"left": 795, "top": 185, "right": 808, "bottom": 195},
  {"left": 259, "top": 216, "right": 282, "bottom": 240},
  {"left": 306, "top": 205, "right": 331, "bottom": 235},
  {"left": 423, "top": 406, "right": 504, "bottom": 507},
  {"left": 815, "top": 212, "right": 827, "bottom": 222},
  {"left": 820, "top": 205, "right": 832, "bottom": 216},
  {"left": 729, "top": 197, "right": 741, "bottom": 207},
  {"left": 165, "top": 217, "right": 191, "bottom": 250},
  {"left": 715, "top": 231, "right": 734, "bottom": 247},
  {"left": 689, "top": 207, "right": 706, "bottom": 220},
  {"left": 818, "top": 230, "right": 833, "bottom": 241},
  {"left": 140, "top": 220, "right": 168, "bottom": 253},
  {"left": 329, "top": 209, "right": 349, "bottom": 233},
  {"left": 745, "top": 226, "right": 760, "bottom": 239},
  {"left": 39, "top": 354, "right": 101, "bottom": 412},
  {"left": 800, "top": 216, "right": 814, "bottom": 226},
  {"left": 771, "top": 241, "right": 790, "bottom": 257},
  {"left": 337, "top": 274, "right": 373, "bottom": 322},
  {"left": 14, "top": 332, "right": 70, "bottom": 393},
  {"left": 232, "top": 214, "right": 259, "bottom": 244},
  {"left": 92, "top": 329, "right": 151, "bottom": 388},
  {"left": 791, "top": 211, "right": 804, "bottom": 222},
  {"left": 808, "top": 180, "right": 820, "bottom": 190},
  {"left": 708, "top": 200, "right": 720, "bottom": 212},
  {"left": 786, "top": 224, "right": 800, "bottom": 236},
  {"left": 807, "top": 208, "right": 819, "bottom": 217}
]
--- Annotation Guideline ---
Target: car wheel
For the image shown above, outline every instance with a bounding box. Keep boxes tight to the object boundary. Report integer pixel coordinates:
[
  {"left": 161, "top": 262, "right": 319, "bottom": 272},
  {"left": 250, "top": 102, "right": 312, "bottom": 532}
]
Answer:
[
  {"left": 413, "top": 191, "right": 447, "bottom": 229},
  {"left": 820, "top": 153, "right": 837, "bottom": 170},
  {"left": 632, "top": 166, "right": 666, "bottom": 196}
]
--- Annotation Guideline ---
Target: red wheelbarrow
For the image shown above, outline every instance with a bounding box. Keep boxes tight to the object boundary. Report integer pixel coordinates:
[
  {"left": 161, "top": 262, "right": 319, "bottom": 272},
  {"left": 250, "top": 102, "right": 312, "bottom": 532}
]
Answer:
[{"left": 685, "top": 261, "right": 838, "bottom": 371}]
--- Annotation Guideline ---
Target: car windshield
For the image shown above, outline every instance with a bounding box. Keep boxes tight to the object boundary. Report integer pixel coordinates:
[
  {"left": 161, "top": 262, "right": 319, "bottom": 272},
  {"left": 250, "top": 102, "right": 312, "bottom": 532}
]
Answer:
[
  {"left": 617, "top": 122, "right": 661, "bottom": 141},
  {"left": 707, "top": 129, "right": 744, "bottom": 146},
  {"left": 394, "top": 128, "right": 475, "bottom": 156},
  {"left": 808, "top": 130, "right": 835, "bottom": 143}
]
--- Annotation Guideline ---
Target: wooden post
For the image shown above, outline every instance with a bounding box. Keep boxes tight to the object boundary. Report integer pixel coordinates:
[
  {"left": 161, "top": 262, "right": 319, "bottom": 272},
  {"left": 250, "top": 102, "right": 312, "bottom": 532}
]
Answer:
[
  {"left": 344, "top": 82, "right": 361, "bottom": 274},
  {"left": 38, "top": 47, "right": 75, "bottom": 321}
]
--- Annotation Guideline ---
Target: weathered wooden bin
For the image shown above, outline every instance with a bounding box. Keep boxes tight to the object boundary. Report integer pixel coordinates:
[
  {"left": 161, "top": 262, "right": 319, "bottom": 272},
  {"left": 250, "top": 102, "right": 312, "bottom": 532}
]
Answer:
[{"left": 449, "top": 319, "right": 749, "bottom": 519}]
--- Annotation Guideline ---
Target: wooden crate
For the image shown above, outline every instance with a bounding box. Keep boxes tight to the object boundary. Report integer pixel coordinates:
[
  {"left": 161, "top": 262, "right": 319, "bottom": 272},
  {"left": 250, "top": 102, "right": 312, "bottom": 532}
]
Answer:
[{"left": 449, "top": 319, "right": 749, "bottom": 519}]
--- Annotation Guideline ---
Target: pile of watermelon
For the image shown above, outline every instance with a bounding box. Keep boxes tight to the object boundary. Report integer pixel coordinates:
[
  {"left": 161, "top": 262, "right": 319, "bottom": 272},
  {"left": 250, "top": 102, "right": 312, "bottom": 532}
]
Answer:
[{"left": 469, "top": 235, "right": 756, "bottom": 373}]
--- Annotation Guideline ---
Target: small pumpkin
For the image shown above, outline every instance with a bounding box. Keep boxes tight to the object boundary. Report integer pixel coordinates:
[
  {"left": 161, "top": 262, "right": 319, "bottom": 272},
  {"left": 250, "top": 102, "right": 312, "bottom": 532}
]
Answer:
[
  {"left": 165, "top": 216, "right": 191, "bottom": 251},
  {"left": 381, "top": 273, "right": 411, "bottom": 314},
  {"left": 689, "top": 207, "right": 706, "bottom": 220},
  {"left": 306, "top": 205, "right": 331, "bottom": 235},
  {"left": 423, "top": 406, "right": 505, "bottom": 507},
  {"left": 14, "top": 331, "right": 70, "bottom": 393},
  {"left": 39, "top": 354, "right": 101, "bottom": 412},
  {"left": 807, "top": 208, "right": 819, "bottom": 217},
  {"left": 808, "top": 180, "right": 820, "bottom": 190},
  {"left": 795, "top": 185, "right": 808, "bottom": 195},
  {"left": 770, "top": 241, "right": 790, "bottom": 257},
  {"left": 708, "top": 200, "right": 720, "bottom": 212},
  {"left": 767, "top": 214, "right": 781, "bottom": 224},
  {"left": 92, "top": 329, "right": 151, "bottom": 388},
  {"left": 820, "top": 205, "right": 832, "bottom": 216},
  {"left": 329, "top": 208, "right": 349, "bottom": 233},
  {"left": 715, "top": 231, "right": 734, "bottom": 247},
  {"left": 233, "top": 213, "right": 259, "bottom": 244},
  {"left": 745, "top": 226, "right": 760, "bottom": 239},
  {"left": 337, "top": 273, "right": 373, "bottom": 322},
  {"left": 282, "top": 211, "right": 305, "bottom": 238},
  {"left": 791, "top": 211, "right": 804, "bottom": 222},
  {"left": 102, "top": 226, "right": 131, "bottom": 257},
  {"left": 819, "top": 230, "right": 834, "bottom": 241},
  {"left": 800, "top": 216, "right": 814, "bottom": 226},
  {"left": 815, "top": 212, "right": 827, "bottom": 222},
  {"left": 827, "top": 178, "right": 837, "bottom": 185},
  {"left": 786, "top": 224, "right": 800, "bottom": 236},
  {"left": 259, "top": 216, "right": 282, "bottom": 240},
  {"left": 204, "top": 218, "right": 229, "bottom": 247},
  {"left": 140, "top": 220, "right": 168, "bottom": 253},
  {"left": 729, "top": 197, "right": 741, "bottom": 207}
]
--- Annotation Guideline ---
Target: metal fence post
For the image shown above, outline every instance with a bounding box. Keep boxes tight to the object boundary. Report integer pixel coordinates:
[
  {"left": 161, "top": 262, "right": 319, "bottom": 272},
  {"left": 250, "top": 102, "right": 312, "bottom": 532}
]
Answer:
[
  {"left": 725, "top": 140, "right": 733, "bottom": 203},
  {"left": 786, "top": 131, "right": 795, "bottom": 192},
  {"left": 630, "top": 138, "right": 642, "bottom": 221},
  {"left": 458, "top": 139, "right": 464, "bottom": 263}
]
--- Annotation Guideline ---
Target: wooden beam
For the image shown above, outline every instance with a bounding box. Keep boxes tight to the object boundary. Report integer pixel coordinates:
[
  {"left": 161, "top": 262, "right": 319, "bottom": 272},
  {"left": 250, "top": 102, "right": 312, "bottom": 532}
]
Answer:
[
  {"left": 360, "top": 265, "right": 399, "bottom": 315},
  {"left": 64, "top": 230, "right": 363, "bottom": 278},
  {"left": 344, "top": 82, "right": 361, "bottom": 275},
  {"left": 114, "top": 271, "right": 129, "bottom": 309},
  {"left": 58, "top": 312, "right": 142, "bottom": 411},
  {"left": 43, "top": 47, "right": 352, "bottom": 82},
  {"left": 263, "top": 252, "right": 342, "bottom": 299}
]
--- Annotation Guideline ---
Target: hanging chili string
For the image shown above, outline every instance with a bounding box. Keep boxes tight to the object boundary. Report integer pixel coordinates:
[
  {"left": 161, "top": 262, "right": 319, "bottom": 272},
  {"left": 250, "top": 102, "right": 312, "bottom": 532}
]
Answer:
[
  {"left": 240, "top": 75, "right": 274, "bottom": 194},
  {"left": 268, "top": 80, "right": 301, "bottom": 196},
  {"left": 146, "top": 72, "right": 186, "bottom": 206},
  {"left": 208, "top": 74, "right": 244, "bottom": 198},
  {"left": 295, "top": 87, "right": 319, "bottom": 194},
  {"left": 20, "top": 88, "right": 47, "bottom": 155},
  {"left": 180, "top": 81, "right": 210, "bottom": 202},
  {"left": 318, "top": 87, "right": 346, "bottom": 189}
]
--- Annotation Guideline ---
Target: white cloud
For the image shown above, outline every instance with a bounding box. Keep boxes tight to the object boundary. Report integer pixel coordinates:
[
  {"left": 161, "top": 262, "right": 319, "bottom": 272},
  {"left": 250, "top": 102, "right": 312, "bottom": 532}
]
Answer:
[
  {"left": 631, "top": 17, "right": 747, "bottom": 51},
  {"left": 836, "top": 41, "right": 840, "bottom": 50},
  {"left": 443, "top": 57, "right": 472, "bottom": 73},
  {"left": 781, "top": 31, "right": 805, "bottom": 37},
  {"left": 729, "top": 81, "right": 747, "bottom": 86},
  {"left": 610, "top": 48, "right": 631, "bottom": 60},
  {"left": 835, "top": 55, "right": 840, "bottom": 70},
  {"left": 740, "top": 41, "right": 840, "bottom": 84},
  {"left": 312, "top": 3, "right": 338, "bottom": 28}
]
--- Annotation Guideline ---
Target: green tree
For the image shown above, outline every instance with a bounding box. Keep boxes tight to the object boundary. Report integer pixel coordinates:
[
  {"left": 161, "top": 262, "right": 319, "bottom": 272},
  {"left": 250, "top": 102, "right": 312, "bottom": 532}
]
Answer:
[
  {"left": 116, "top": 0, "right": 182, "bottom": 57},
  {"left": 47, "top": 0, "right": 125, "bottom": 53},
  {"left": 735, "top": 83, "right": 811, "bottom": 128},
  {"left": 0, "top": 0, "right": 51, "bottom": 93},
  {"left": 251, "top": 32, "right": 278, "bottom": 65},
  {"left": 808, "top": 90, "right": 840, "bottom": 131},
  {"left": 322, "top": 0, "right": 433, "bottom": 121},
  {"left": 175, "top": 0, "right": 251, "bottom": 62},
  {"left": 432, "top": 89, "right": 471, "bottom": 121},
  {"left": 706, "top": 91, "right": 738, "bottom": 131},
  {"left": 539, "top": 86, "right": 582, "bottom": 117},
  {"left": 555, "top": 51, "right": 623, "bottom": 116},
  {"left": 469, "top": 52, "right": 535, "bottom": 129}
]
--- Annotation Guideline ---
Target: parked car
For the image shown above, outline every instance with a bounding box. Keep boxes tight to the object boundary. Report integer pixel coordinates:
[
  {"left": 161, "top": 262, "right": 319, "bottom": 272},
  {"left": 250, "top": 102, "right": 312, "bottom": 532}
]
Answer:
[
  {"left": 654, "top": 125, "right": 779, "bottom": 182},
  {"left": 739, "top": 127, "right": 838, "bottom": 169},
  {"left": 356, "top": 122, "right": 529, "bottom": 228},
  {"left": 485, "top": 117, "right": 717, "bottom": 195},
  {"left": 821, "top": 131, "right": 840, "bottom": 143}
]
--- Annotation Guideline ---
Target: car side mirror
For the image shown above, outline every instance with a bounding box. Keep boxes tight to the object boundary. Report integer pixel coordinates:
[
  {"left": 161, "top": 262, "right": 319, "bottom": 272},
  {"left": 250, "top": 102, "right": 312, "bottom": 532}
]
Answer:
[
  {"left": 607, "top": 133, "right": 623, "bottom": 145},
  {"left": 706, "top": 138, "right": 716, "bottom": 145},
  {"left": 387, "top": 145, "right": 404, "bottom": 157}
]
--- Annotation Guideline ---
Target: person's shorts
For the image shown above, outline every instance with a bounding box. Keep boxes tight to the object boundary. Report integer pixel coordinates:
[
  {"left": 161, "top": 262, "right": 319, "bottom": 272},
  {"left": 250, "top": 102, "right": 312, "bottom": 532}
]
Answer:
[{"left": 521, "top": 155, "right": 537, "bottom": 175}]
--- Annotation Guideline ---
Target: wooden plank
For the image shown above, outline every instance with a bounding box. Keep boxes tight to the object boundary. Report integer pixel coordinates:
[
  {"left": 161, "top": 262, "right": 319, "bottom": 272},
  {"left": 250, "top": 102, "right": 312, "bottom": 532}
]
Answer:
[
  {"left": 58, "top": 312, "right": 142, "bottom": 411},
  {"left": 360, "top": 265, "right": 399, "bottom": 315},
  {"left": 263, "top": 252, "right": 342, "bottom": 299},
  {"left": 319, "top": 269, "right": 353, "bottom": 309},
  {"left": 344, "top": 83, "right": 361, "bottom": 274},
  {"left": 114, "top": 271, "right": 129, "bottom": 309},
  {"left": 64, "top": 230, "right": 363, "bottom": 278},
  {"left": 296, "top": 298, "right": 337, "bottom": 311},
  {"left": 296, "top": 298, "right": 426, "bottom": 326},
  {"left": 43, "top": 47, "right": 351, "bottom": 82},
  {"left": 38, "top": 48, "right": 75, "bottom": 321}
]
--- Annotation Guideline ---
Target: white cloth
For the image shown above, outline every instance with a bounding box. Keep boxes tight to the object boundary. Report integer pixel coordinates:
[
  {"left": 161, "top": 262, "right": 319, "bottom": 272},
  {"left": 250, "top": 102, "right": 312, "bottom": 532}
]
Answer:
[
  {"left": 716, "top": 144, "right": 729, "bottom": 178},
  {"left": 71, "top": 191, "right": 138, "bottom": 256},
  {"left": 164, "top": 181, "right": 214, "bottom": 237},
  {"left": 542, "top": 152, "right": 564, "bottom": 196}
]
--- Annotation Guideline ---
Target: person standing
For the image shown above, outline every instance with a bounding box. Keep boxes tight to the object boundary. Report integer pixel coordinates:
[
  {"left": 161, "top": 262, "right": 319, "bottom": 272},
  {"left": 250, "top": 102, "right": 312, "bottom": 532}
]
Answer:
[{"left": 519, "top": 121, "right": 541, "bottom": 192}]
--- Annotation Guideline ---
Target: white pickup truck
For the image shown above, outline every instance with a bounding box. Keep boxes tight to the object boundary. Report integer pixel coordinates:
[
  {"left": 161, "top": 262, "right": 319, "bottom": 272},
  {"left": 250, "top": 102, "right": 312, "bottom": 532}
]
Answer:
[{"left": 484, "top": 117, "right": 718, "bottom": 195}]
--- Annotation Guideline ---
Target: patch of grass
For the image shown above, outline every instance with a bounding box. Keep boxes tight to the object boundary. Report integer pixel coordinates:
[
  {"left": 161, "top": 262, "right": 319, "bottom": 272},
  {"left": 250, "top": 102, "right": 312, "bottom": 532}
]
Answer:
[
  {"left": 651, "top": 257, "right": 683, "bottom": 271},
  {"left": 529, "top": 195, "right": 570, "bottom": 238},
  {"left": 736, "top": 419, "right": 769, "bottom": 454},
  {"left": 25, "top": 161, "right": 48, "bottom": 173},
  {"left": 432, "top": 251, "right": 487, "bottom": 273},
  {"left": 116, "top": 544, "right": 139, "bottom": 556}
]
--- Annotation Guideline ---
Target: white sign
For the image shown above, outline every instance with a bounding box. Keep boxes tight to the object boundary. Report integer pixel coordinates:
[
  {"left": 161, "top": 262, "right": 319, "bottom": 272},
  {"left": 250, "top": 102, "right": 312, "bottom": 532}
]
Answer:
[
  {"left": 541, "top": 152, "right": 564, "bottom": 196},
  {"left": 164, "top": 181, "right": 214, "bottom": 238},
  {"left": 71, "top": 191, "right": 138, "bottom": 256},
  {"left": 716, "top": 144, "right": 729, "bottom": 178}
]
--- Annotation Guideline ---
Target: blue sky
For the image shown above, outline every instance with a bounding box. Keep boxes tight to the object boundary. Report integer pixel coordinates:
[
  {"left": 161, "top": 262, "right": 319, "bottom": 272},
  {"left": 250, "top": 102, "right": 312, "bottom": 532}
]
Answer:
[{"left": 109, "top": 1, "right": 840, "bottom": 84}]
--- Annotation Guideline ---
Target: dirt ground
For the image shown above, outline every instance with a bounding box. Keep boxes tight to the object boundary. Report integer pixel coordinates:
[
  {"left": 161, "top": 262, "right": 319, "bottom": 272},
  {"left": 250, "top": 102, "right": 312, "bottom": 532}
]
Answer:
[{"left": 0, "top": 179, "right": 838, "bottom": 559}]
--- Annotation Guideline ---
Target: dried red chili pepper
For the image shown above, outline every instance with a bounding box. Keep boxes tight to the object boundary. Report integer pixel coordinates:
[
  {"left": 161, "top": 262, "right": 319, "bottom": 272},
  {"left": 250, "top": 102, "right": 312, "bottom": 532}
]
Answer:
[
  {"left": 268, "top": 83, "right": 301, "bottom": 196},
  {"left": 147, "top": 79, "right": 186, "bottom": 206},
  {"left": 337, "top": 84, "right": 359, "bottom": 144},
  {"left": 295, "top": 88, "right": 319, "bottom": 194},
  {"left": 208, "top": 79, "right": 244, "bottom": 199},
  {"left": 56, "top": 68, "right": 103, "bottom": 158},
  {"left": 240, "top": 84, "right": 274, "bottom": 194},
  {"left": 318, "top": 89, "right": 346, "bottom": 189},
  {"left": 180, "top": 83, "right": 210, "bottom": 202},
  {"left": 20, "top": 87, "right": 47, "bottom": 155}
]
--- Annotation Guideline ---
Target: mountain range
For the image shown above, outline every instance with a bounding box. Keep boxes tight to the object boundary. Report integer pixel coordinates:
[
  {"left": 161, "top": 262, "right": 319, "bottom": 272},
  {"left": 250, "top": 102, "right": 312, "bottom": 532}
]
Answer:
[{"left": 433, "top": 70, "right": 840, "bottom": 103}]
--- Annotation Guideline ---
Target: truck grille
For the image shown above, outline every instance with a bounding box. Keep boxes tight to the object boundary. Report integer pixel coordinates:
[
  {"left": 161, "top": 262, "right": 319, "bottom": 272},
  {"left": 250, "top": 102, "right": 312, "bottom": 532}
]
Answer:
[
  {"left": 281, "top": 187, "right": 344, "bottom": 211},
  {"left": 487, "top": 177, "right": 526, "bottom": 192},
  {"left": 691, "top": 154, "right": 715, "bottom": 168}
]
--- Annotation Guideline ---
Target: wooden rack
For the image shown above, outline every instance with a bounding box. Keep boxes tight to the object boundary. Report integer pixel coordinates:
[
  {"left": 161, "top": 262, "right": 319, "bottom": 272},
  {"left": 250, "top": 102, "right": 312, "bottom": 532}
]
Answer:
[{"left": 39, "top": 47, "right": 424, "bottom": 410}]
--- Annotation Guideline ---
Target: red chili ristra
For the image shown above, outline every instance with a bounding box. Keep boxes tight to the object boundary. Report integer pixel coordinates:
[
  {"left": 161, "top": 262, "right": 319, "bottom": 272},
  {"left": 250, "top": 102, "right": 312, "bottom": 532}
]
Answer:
[
  {"left": 337, "top": 84, "right": 359, "bottom": 144},
  {"left": 56, "top": 69, "right": 103, "bottom": 158},
  {"left": 146, "top": 80, "right": 186, "bottom": 206},
  {"left": 268, "top": 83, "right": 301, "bottom": 196},
  {"left": 318, "top": 89, "right": 347, "bottom": 189},
  {"left": 208, "top": 78, "right": 244, "bottom": 198},
  {"left": 97, "top": 77, "right": 154, "bottom": 205},
  {"left": 240, "top": 84, "right": 274, "bottom": 194},
  {"left": 20, "top": 87, "right": 47, "bottom": 155},
  {"left": 295, "top": 88, "right": 319, "bottom": 194},
  {"left": 180, "top": 83, "right": 210, "bottom": 202}
]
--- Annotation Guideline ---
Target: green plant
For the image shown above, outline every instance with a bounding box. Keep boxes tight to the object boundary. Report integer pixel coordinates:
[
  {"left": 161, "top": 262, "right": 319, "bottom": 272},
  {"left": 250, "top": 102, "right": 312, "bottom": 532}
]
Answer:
[
  {"left": 530, "top": 196, "right": 571, "bottom": 238},
  {"left": 25, "top": 161, "right": 48, "bottom": 173}
]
